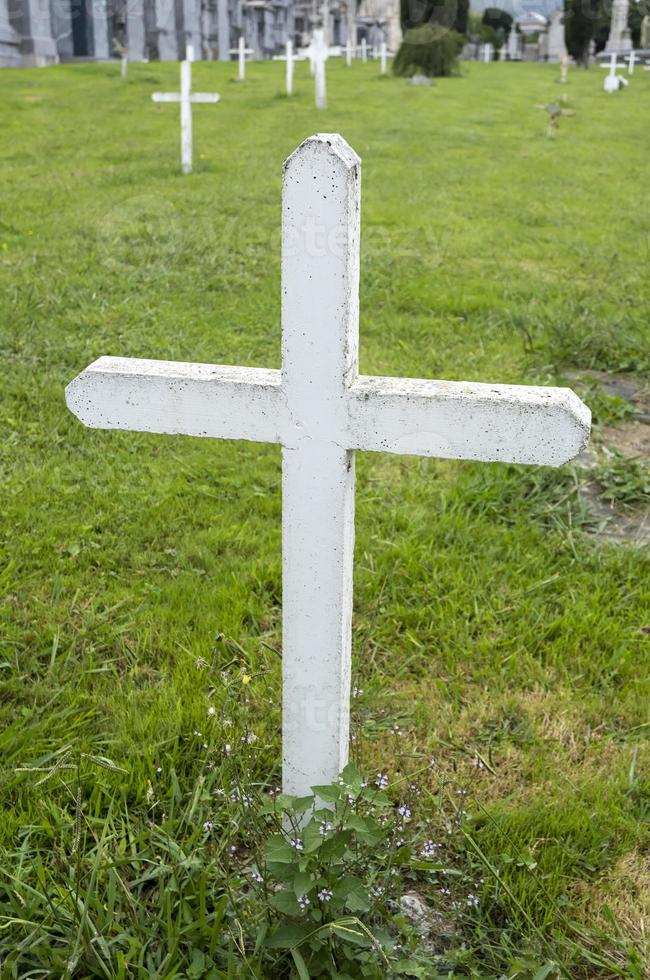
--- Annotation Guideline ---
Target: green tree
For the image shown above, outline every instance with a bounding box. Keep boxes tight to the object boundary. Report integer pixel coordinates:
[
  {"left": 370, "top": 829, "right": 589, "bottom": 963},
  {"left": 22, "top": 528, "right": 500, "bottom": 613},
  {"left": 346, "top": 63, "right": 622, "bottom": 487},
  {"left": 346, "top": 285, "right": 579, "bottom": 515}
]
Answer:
[
  {"left": 393, "top": 0, "right": 466, "bottom": 78},
  {"left": 564, "top": 0, "right": 600, "bottom": 64}
]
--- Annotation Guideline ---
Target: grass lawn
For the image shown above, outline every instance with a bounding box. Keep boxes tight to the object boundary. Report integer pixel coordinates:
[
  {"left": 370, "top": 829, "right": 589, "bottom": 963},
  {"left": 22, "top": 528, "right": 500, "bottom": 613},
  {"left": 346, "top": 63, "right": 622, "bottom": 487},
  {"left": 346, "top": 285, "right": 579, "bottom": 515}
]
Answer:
[{"left": 1, "top": 56, "right": 649, "bottom": 976}]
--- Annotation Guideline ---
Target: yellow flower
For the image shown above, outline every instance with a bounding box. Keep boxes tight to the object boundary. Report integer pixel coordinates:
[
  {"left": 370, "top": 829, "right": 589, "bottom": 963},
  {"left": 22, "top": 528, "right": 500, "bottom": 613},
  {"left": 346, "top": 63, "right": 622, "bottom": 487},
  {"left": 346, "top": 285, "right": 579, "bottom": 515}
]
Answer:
[{"left": 242, "top": 674, "right": 252, "bottom": 685}]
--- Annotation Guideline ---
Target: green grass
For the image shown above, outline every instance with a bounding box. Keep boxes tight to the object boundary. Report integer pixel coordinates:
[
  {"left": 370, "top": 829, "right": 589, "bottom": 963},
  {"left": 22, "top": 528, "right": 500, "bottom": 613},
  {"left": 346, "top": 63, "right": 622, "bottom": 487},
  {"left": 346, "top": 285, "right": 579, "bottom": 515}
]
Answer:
[{"left": 1, "top": 57, "right": 649, "bottom": 976}]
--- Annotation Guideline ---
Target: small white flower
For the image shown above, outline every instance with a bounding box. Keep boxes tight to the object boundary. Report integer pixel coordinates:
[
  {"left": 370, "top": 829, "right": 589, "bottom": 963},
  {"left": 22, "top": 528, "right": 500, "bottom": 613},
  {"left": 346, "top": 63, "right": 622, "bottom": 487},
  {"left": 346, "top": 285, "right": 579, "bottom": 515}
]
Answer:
[
  {"left": 375, "top": 772, "right": 388, "bottom": 790},
  {"left": 466, "top": 893, "right": 479, "bottom": 908},
  {"left": 352, "top": 687, "right": 363, "bottom": 698},
  {"left": 289, "top": 837, "right": 304, "bottom": 851},
  {"left": 203, "top": 820, "right": 213, "bottom": 832},
  {"left": 251, "top": 870, "right": 263, "bottom": 883},
  {"left": 224, "top": 743, "right": 232, "bottom": 756},
  {"left": 156, "top": 766, "right": 162, "bottom": 774},
  {"left": 317, "top": 888, "right": 333, "bottom": 902},
  {"left": 298, "top": 895, "right": 310, "bottom": 910},
  {"left": 397, "top": 804, "right": 411, "bottom": 819},
  {"left": 207, "top": 706, "right": 216, "bottom": 717},
  {"left": 439, "top": 887, "right": 450, "bottom": 895}
]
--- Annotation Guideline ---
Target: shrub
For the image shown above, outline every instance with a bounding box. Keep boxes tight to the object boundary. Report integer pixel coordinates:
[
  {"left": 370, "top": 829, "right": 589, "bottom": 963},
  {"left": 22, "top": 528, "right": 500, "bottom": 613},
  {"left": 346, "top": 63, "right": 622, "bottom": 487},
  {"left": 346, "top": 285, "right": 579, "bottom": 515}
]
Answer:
[{"left": 393, "top": 25, "right": 463, "bottom": 78}]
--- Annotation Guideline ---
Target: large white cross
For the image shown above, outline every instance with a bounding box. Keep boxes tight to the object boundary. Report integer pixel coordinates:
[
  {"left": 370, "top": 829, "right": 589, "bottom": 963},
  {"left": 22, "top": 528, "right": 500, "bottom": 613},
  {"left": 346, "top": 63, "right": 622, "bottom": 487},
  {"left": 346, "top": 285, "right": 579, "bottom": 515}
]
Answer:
[
  {"left": 151, "top": 60, "right": 220, "bottom": 175},
  {"left": 65, "top": 134, "right": 590, "bottom": 797},
  {"left": 307, "top": 30, "right": 329, "bottom": 109}
]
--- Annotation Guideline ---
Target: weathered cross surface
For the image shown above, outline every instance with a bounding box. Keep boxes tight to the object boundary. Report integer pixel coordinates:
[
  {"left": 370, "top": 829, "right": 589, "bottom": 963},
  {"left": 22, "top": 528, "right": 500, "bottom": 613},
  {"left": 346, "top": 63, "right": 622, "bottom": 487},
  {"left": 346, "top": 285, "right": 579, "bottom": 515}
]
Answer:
[
  {"left": 151, "top": 59, "right": 220, "bottom": 175},
  {"left": 65, "top": 134, "right": 591, "bottom": 797}
]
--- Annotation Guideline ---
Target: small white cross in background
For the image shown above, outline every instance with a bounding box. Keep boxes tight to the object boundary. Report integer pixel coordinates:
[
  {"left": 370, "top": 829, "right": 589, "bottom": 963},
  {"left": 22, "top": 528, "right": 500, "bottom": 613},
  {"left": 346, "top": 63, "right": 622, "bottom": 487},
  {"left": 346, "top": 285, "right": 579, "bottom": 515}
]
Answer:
[
  {"left": 121, "top": 50, "right": 128, "bottom": 79},
  {"left": 151, "top": 59, "right": 220, "bottom": 174},
  {"left": 231, "top": 36, "right": 254, "bottom": 81},
  {"left": 66, "top": 134, "right": 590, "bottom": 797},
  {"left": 360, "top": 37, "right": 367, "bottom": 62},
  {"left": 285, "top": 39, "right": 294, "bottom": 95},
  {"left": 345, "top": 37, "right": 353, "bottom": 66},
  {"left": 307, "top": 30, "right": 329, "bottom": 109},
  {"left": 626, "top": 49, "right": 636, "bottom": 74},
  {"left": 380, "top": 41, "right": 387, "bottom": 75},
  {"left": 601, "top": 52, "right": 628, "bottom": 91}
]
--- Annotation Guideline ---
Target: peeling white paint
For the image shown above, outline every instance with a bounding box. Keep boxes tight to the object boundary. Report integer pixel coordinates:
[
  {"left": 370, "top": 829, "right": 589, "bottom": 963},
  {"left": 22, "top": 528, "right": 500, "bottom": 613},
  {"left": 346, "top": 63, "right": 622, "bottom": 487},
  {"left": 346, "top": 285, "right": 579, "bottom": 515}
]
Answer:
[{"left": 66, "top": 133, "right": 591, "bottom": 798}]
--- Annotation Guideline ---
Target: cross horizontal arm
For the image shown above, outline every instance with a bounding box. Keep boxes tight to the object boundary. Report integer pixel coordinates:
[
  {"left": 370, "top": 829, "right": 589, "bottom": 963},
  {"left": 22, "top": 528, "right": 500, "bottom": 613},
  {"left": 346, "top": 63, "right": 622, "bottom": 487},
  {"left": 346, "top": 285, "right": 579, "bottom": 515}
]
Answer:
[
  {"left": 347, "top": 376, "right": 590, "bottom": 466},
  {"left": 189, "top": 94, "right": 221, "bottom": 103},
  {"left": 65, "top": 356, "right": 285, "bottom": 444},
  {"left": 152, "top": 93, "right": 182, "bottom": 102}
]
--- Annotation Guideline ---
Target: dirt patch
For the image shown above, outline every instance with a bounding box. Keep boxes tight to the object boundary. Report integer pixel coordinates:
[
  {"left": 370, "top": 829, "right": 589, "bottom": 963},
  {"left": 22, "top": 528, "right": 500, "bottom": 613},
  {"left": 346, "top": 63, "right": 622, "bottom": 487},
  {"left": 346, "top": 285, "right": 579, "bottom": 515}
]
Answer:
[
  {"left": 564, "top": 372, "right": 650, "bottom": 546},
  {"left": 565, "top": 370, "right": 650, "bottom": 422},
  {"left": 600, "top": 421, "right": 650, "bottom": 459}
]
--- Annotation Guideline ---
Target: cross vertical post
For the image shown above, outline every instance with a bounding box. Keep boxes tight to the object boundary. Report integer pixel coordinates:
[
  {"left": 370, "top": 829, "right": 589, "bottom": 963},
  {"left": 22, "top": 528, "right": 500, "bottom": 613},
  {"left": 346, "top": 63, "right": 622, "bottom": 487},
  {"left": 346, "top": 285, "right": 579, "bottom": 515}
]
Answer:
[
  {"left": 280, "top": 136, "right": 361, "bottom": 793},
  {"left": 180, "top": 60, "right": 192, "bottom": 174},
  {"left": 121, "top": 51, "right": 128, "bottom": 78},
  {"left": 286, "top": 39, "right": 293, "bottom": 95},
  {"left": 380, "top": 41, "right": 387, "bottom": 75},
  {"left": 361, "top": 37, "right": 367, "bottom": 62},
  {"left": 346, "top": 37, "right": 352, "bottom": 66}
]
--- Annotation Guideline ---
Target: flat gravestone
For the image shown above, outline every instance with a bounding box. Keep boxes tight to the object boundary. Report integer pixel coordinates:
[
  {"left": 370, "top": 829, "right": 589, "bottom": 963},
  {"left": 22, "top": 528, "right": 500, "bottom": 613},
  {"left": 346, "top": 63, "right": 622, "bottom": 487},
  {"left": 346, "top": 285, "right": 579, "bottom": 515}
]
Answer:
[{"left": 65, "top": 134, "right": 590, "bottom": 796}]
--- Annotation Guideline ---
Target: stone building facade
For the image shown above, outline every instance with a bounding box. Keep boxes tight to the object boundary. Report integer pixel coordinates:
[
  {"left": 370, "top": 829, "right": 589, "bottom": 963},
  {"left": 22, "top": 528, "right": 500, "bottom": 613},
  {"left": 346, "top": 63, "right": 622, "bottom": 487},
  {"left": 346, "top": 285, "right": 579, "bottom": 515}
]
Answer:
[{"left": 1, "top": 0, "right": 400, "bottom": 66}]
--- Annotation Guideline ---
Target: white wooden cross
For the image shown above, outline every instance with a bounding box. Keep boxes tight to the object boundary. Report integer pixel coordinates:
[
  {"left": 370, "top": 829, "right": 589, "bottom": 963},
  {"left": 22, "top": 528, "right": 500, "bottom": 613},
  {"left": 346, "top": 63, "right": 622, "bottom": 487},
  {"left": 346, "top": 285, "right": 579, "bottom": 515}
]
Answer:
[
  {"left": 380, "top": 41, "right": 387, "bottom": 75},
  {"left": 285, "top": 39, "right": 294, "bottom": 95},
  {"left": 483, "top": 42, "right": 493, "bottom": 63},
  {"left": 360, "top": 37, "right": 368, "bottom": 63},
  {"left": 345, "top": 37, "right": 353, "bottom": 66},
  {"left": 626, "top": 49, "right": 636, "bottom": 74},
  {"left": 121, "top": 51, "right": 128, "bottom": 79},
  {"left": 151, "top": 59, "right": 220, "bottom": 175},
  {"left": 307, "top": 30, "right": 329, "bottom": 109},
  {"left": 601, "top": 52, "right": 628, "bottom": 91},
  {"left": 65, "top": 134, "right": 590, "bottom": 797},
  {"left": 231, "top": 36, "right": 254, "bottom": 81}
]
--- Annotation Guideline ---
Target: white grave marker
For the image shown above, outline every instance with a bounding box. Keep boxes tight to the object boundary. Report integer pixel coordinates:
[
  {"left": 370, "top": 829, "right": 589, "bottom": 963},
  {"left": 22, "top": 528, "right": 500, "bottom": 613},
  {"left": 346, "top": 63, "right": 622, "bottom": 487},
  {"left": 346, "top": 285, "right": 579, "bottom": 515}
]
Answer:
[
  {"left": 307, "top": 30, "right": 329, "bottom": 109},
  {"left": 65, "top": 134, "right": 591, "bottom": 796},
  {"left": 380, "top": 41, "right": 387, "bottom": 75},
  {"left": 231, "top": 36, "right": 254, "bottom": 81},
  {"left": 483, "top": 42, "right": 493, "bottom": 63},
  {"left": 121, "top": 51, "right": 128, "bottom": 79},
  {"left": 627, "top": 49, "right": 636, "bottom": 74},
  {"left": 346, "top": 37, "right": 353, "bottom": 66},
  {"left": 151, "top": 59, "right": 220, "bottom": 175},
  {"left": 602, "top": 52, "right": 627, "bottom": 91},
  {"left": 361, "top": 37, "right": 368, "bottom": 62},
  {"left": 285, "top": 39, "right": 294, "bottom": 95}
]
